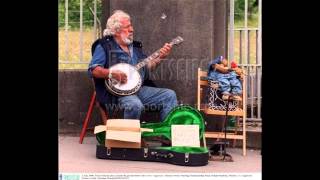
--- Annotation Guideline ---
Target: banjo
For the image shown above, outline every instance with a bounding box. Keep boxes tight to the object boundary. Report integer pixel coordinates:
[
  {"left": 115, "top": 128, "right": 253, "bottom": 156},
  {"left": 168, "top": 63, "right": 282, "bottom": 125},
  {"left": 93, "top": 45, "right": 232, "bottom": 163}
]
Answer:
[{"left": 105, "top": 36, "right": 184, "bottom": 96}]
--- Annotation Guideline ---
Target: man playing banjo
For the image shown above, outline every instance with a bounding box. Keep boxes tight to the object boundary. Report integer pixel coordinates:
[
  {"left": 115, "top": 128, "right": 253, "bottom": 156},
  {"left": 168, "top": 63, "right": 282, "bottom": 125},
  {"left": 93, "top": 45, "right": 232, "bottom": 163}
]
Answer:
[{"left": 88, "top": 10, "right": 178, "bottom": 121}]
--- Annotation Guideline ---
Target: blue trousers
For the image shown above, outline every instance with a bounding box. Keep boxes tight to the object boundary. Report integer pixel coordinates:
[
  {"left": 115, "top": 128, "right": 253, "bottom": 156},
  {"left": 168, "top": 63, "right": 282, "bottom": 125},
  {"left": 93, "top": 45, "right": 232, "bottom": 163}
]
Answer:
[
  {"left": 209, "top": 71, "right": 242, "bottom": 95},
  {"left": 118, "top": 86, "right": 178, "bottom": 121}
]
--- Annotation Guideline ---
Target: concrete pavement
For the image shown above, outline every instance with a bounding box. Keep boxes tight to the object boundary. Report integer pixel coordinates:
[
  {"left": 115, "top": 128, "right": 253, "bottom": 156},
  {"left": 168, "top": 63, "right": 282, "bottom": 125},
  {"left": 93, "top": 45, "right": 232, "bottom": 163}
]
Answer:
[{"left": 59, "top": 136, "right": 261, "bottom": 173}]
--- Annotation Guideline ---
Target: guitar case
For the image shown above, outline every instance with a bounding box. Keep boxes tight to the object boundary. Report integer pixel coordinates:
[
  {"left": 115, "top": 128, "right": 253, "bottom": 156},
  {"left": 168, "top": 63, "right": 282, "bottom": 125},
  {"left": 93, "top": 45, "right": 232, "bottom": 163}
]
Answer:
[{"left": 95, "top": 105, "right": 209, "bottom": 166}]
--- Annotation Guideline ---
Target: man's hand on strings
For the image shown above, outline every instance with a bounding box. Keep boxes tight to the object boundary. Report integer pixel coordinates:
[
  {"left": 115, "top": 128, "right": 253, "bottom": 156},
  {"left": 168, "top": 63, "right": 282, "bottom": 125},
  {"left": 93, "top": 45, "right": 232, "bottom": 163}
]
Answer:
[{"left": 159, "top": 43, "right": 172, "bottom": 59}]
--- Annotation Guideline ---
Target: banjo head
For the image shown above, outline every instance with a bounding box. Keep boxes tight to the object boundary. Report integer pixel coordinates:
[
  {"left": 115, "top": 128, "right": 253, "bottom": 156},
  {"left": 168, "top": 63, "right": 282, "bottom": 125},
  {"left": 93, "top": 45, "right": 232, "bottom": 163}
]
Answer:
[{"left": 105, "top": 63, "right": 142, "bottom": 96}]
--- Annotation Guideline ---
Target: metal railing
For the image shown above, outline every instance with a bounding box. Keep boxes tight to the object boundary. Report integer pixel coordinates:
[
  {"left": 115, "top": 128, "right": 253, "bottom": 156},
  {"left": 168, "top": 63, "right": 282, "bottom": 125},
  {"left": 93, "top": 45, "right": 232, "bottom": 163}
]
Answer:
[
  {"left": 58, "top": 0, "right": 262, "bottom": 123},
  {"left": 228, "top": 0, "right": 262, "bottom": 123},
  {"left": 59, "top": 0, "right": 101, "bottom": 67}
]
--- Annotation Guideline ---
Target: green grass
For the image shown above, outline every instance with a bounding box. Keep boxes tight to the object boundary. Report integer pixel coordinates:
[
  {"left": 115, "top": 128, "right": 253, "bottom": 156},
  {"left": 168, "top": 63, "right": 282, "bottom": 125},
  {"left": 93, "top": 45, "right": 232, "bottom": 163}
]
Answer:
[
  {"left": 234, "top": 15, "right": 259, "bottom": 28},
  {"left": 232, "top": 16, "right": 259, "bottom": 64},
  {"left": 59, "top": 29, "right": 99, "bottom": 69},
  {"left": 232, "top": 29, "right": 259, "bottom": 65},
  {"left": 59, "top": 17, "right": 260, "bottom": 69}
]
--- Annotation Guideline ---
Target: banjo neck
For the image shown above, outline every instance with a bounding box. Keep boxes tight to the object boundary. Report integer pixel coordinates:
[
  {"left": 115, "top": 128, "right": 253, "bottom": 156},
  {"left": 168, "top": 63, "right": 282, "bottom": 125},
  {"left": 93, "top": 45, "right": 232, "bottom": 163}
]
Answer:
[
  {"left": 105, "top": 36, "right": 183, "bottom": 96},
  {"left": 135, "top": 36, "right": 184, "bottom": 70},
  {"left": 135, "top": 49, "right": 161, "bottom": 70}
]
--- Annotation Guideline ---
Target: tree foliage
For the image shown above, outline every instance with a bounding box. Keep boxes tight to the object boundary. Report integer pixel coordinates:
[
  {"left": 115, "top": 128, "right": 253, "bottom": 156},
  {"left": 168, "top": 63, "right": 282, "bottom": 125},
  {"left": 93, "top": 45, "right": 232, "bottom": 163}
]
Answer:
[
  {"left": 59, "top": 0, "right": 102, "bottom": 29},
  {"left": 234, "top": 0, "right": 258, "bottom": 20},
  {"left": 58, "top": 0, "right": 259, "bottom": 29}
]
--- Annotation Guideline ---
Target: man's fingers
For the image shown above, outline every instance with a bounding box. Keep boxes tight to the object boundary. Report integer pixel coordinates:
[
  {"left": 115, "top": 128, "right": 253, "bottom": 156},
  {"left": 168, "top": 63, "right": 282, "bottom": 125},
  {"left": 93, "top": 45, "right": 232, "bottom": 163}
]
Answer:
[
  {"left": 121, "top": 78, "right": 127, "bottom": 84},
  {"left": 120, "top": 73, "right": 127, "bottom": 84},
  {"left": 163, "top": 46, "right": 171, "bottom": 51},
  {"left": 165, "top": 43, "right": 172, "bottom": 49}
]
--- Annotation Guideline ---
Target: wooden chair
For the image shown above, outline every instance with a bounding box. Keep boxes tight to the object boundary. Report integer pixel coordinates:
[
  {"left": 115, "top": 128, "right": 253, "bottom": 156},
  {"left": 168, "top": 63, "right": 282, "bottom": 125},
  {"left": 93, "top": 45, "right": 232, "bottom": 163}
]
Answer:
[{"left": 197, "top": 68, "right": 247, "bottom": 156}]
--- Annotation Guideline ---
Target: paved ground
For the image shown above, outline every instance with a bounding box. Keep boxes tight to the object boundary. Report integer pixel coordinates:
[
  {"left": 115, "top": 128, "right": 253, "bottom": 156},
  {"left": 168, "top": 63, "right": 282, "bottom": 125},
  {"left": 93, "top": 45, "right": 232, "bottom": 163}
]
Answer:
[{"left": 59, "top": 136, "right": 261, "bottom": 173}]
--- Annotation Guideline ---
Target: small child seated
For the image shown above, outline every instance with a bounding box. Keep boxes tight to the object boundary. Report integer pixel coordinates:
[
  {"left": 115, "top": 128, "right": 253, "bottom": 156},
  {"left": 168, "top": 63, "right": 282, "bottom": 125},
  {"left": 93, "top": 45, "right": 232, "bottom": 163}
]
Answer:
[{"left": 207, "top": 56, "right": 243, "bottom": 101}]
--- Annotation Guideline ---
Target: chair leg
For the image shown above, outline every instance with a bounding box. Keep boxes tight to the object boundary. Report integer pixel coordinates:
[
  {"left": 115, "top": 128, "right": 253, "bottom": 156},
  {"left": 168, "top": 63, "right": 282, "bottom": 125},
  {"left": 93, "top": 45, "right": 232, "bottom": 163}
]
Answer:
[
  {"left": 243, "top": 136, "right": 247, "bottom": 156},
  {"left": 232, "top": 117, "right": 240, "bottom": 148},
  {"left": 97, "top": 102, "right": 108, "bottom": 125},
  {"left": 79, "top": 92, "right": 96, "bottom": 144}
]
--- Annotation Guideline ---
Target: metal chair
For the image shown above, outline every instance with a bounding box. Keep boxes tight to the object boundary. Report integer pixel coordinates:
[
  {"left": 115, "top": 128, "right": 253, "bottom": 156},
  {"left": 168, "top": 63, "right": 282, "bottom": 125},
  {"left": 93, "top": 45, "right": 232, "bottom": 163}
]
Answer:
[{"left": 79, "top": 91, "right": 108, "bottom": 144}]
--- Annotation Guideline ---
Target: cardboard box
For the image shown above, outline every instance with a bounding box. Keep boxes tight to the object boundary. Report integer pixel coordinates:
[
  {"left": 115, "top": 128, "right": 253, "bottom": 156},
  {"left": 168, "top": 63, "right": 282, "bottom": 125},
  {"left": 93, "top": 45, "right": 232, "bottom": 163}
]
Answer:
[{"left": 94, "top": 119, "right": 153, "bottom": 149}]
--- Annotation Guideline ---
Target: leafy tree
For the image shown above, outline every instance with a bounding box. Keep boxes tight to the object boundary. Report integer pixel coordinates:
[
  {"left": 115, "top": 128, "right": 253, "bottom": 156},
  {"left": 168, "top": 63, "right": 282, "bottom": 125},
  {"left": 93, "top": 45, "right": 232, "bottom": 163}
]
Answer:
[
  {"left": 234, "top": 0, "right": 258, "bottom": 20},
  {"left": 59, "top": 0, "right": 102, "bottom": 29}
]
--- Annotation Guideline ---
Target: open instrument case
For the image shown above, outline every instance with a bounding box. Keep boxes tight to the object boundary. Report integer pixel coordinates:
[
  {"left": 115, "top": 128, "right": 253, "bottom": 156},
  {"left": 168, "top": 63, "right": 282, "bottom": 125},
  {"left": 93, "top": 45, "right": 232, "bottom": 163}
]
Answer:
[{"left": 95, "top": 105, "right": 209, "bottom": 166}]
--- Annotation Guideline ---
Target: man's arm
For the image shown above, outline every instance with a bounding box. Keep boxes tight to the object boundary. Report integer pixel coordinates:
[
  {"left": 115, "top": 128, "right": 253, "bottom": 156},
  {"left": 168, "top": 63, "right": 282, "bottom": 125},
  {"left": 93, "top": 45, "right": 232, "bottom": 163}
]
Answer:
[
  {"left": 147, "top": 43, "right": 172, "bottom": 71},
  {"left": 147, "top": 58, "right": 161, "bottom": 71},
  {"left": 92, "top": 67, "right": 127, "bottom": 84},
  {"left": 88, "top": 44, "right": 127, "bottom": 83},
  {"left": 91, "top": 66, "right": 110, "bottom": 78}
]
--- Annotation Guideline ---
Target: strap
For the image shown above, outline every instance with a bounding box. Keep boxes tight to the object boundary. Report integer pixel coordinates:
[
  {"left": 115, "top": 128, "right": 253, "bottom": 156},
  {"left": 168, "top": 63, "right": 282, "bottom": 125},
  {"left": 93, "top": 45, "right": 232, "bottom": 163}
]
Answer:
[
  {"left": 91, "top": 36, "right": 113, "bottom": 68},
  {"left": 132, "top": 40, "right": 142, "bottom": 48}
]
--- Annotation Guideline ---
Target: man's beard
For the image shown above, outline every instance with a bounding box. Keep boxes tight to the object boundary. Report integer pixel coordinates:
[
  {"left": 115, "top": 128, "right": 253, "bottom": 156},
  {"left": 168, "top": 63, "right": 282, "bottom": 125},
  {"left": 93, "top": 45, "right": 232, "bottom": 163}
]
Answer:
[{"left": 121, "top": 33, "right": 133, "bottom": 45}]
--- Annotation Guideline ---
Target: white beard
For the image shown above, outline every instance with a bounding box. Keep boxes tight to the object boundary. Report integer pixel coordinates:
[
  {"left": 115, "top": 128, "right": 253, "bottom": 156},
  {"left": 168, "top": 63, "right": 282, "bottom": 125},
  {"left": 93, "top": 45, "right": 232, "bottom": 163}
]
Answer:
[{"left": 121, "top": 34, "right": 133, "bottom": 45}]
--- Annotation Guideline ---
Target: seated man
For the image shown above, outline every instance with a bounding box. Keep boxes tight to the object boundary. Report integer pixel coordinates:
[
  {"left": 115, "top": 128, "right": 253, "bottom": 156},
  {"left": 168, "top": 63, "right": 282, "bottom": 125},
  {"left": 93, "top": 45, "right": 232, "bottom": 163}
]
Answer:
[
  {"left": 88, "top": 10, "right": 178, "bottom": 121},
  {"left": 207, "top": 56, "right": 243, "bottom": 101}
]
